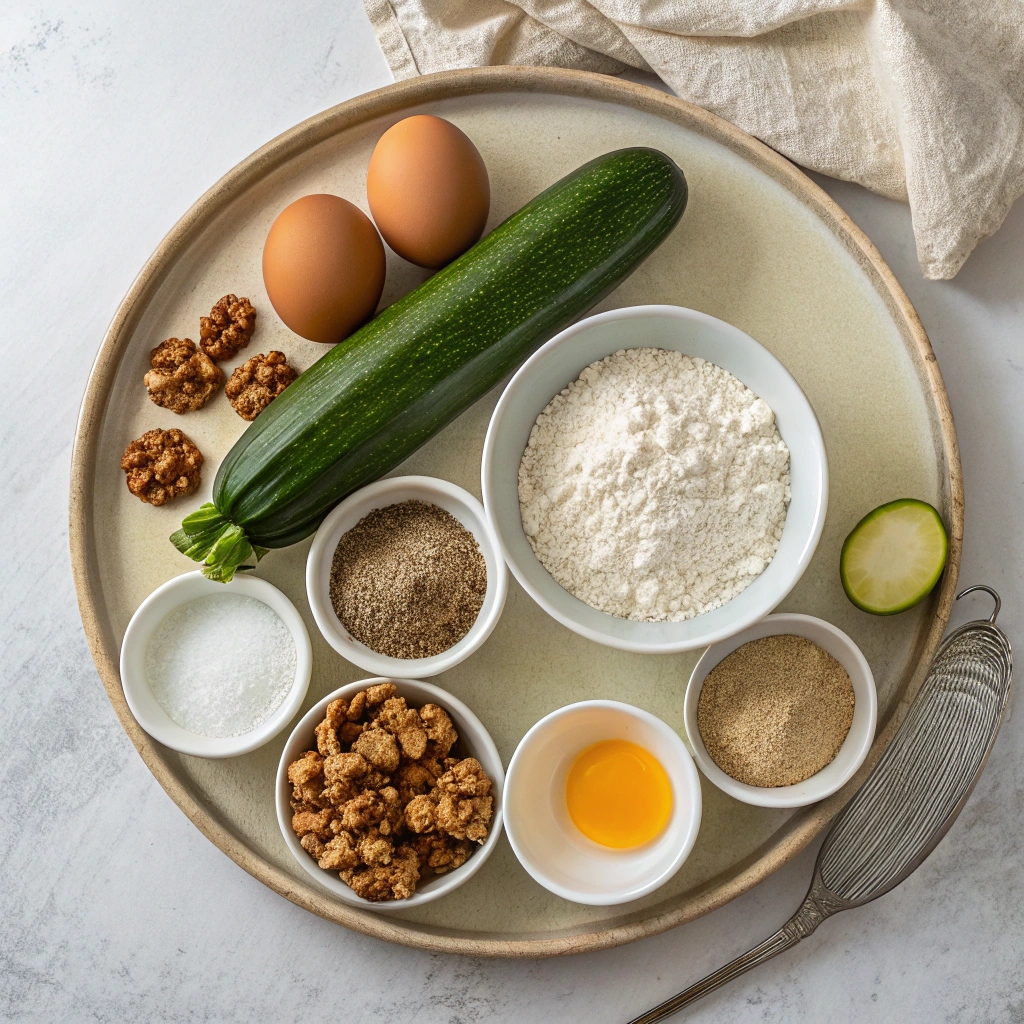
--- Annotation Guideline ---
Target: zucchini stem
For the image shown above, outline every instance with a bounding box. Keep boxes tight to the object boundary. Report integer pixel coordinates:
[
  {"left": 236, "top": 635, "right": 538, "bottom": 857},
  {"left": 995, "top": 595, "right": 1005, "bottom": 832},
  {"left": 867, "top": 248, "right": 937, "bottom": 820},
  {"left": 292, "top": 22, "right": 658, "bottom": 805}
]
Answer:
[{"left": 170, "top": 503, "right": 267, "bottom": 583}]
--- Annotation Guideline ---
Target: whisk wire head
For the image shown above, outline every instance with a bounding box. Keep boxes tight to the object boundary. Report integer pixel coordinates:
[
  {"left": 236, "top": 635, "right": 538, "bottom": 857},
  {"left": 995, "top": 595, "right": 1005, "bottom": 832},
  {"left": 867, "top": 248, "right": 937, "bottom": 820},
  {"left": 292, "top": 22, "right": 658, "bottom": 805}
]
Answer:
[{"left": 817, "top": 588, "right": 1012, "bottom": 905}]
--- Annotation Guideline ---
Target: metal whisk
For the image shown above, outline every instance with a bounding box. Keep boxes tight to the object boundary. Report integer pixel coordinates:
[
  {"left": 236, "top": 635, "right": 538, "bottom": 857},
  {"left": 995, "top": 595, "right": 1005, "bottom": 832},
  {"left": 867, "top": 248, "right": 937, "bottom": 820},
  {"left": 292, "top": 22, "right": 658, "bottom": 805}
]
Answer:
[{"left": 630, "top": 585, "right": 1013, "bottom": 1024}]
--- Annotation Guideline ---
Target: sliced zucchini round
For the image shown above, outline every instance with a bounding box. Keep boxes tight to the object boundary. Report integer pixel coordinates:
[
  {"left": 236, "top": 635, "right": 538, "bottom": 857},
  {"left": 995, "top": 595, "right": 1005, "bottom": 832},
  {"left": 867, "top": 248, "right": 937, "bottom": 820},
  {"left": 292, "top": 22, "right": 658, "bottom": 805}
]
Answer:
[{"left": 840, "top": 499, "right": 948, "bottom": 615}]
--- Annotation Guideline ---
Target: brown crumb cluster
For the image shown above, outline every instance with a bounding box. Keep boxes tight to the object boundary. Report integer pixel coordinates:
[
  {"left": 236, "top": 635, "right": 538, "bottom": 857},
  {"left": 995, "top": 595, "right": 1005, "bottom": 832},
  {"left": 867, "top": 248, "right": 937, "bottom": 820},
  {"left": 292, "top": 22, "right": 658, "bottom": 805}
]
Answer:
[
  {"left": 144, "top": 337, "right": 223, "bottom": 413},
  {"left": 288, "top": 681, "right": 494, "bottom": 901},
  {"left": 120, "top": 428, "right": 203, "bottom": 506},
  {"left": 199, "top": 294, "right": 257, "bottom": 361},
  {"left": 225, "top": 350, "right": 298, "bottom": 420}
]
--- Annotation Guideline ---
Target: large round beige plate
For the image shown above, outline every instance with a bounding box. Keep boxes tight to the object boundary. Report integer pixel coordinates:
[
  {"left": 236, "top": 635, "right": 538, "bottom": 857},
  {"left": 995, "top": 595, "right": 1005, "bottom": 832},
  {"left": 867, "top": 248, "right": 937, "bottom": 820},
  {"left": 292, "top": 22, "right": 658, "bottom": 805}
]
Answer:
[{"left": 70, "top": 67, "right": 962, "bottom": 957}]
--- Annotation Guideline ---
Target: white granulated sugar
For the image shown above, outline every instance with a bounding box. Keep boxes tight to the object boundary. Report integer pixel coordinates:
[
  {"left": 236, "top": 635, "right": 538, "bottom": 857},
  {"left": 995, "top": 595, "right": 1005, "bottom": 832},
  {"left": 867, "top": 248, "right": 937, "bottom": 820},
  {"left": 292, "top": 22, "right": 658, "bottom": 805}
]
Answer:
[
  {"left": 518, "top": 347, "right": 792, "bottom": 622},
  {"left": 146, "top": 594, "right": 297, "bottom": 738}
]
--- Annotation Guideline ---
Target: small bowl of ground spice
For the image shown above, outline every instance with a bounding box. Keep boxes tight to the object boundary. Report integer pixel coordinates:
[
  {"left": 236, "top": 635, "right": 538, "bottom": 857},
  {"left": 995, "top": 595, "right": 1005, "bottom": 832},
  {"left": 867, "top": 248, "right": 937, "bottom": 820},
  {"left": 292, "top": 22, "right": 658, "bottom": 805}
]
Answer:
[
  {"left": 683, "top": 613, "right": 877, "bottom": 808},
  {"left": 306, "top": 476, "right": 508, "bottom": 678}
]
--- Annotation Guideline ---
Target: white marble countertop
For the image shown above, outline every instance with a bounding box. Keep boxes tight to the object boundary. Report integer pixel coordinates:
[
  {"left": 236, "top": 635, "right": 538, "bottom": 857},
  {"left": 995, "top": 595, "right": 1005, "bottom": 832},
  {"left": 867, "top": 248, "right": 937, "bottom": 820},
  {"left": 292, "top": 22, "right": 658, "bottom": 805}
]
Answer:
[{"left": 2, "top": 2, "right": 1021, "bottom": 1020}]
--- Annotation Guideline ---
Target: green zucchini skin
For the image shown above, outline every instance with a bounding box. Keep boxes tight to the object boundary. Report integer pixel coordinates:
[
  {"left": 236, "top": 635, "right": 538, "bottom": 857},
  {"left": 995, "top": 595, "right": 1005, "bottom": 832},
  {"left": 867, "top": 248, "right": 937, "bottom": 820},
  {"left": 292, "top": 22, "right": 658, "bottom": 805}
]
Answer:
[{"left": 214, "top": 147, "right": 687, "bottom": 548}]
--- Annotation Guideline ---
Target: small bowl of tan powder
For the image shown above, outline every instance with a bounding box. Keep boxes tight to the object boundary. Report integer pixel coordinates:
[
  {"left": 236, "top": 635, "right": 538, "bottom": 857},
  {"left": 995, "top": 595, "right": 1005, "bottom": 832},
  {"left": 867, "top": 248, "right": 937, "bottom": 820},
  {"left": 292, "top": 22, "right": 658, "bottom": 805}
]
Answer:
[
  {"left": 306, "top": 476, "right": 508, "bottom": 678},
  {"left": 683, "top": 613, "right": 877, "bottom": 808}
]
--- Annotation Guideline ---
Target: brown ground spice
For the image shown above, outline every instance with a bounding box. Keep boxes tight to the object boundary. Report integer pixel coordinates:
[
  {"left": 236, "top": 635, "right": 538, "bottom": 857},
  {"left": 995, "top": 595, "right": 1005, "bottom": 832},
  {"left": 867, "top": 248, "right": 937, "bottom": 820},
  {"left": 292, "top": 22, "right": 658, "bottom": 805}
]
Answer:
[
  {"left": 329, "top": 500, "right": 487, "bottom": 659},
  {"left": 697, "top": 634, "right": 855, "bottom": 788}
]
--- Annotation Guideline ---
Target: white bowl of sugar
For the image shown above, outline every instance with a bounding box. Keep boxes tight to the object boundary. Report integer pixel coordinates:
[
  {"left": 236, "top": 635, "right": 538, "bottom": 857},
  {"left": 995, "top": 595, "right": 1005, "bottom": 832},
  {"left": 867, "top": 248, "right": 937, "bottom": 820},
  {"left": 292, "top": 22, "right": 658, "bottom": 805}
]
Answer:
[
  {"left": 481, "top": 304, "right": 828, "bottom": 654},
  {"left": 120, "top": 570, "right": 312, "bottom": 757}
]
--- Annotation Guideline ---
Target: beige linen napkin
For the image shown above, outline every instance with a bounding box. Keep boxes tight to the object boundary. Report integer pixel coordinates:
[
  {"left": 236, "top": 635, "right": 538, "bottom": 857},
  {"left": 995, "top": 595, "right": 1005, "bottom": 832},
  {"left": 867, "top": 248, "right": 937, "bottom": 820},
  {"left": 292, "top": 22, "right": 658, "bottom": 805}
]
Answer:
[{"left": 363, "top": 0, "right": 1024, "bottom": 279}]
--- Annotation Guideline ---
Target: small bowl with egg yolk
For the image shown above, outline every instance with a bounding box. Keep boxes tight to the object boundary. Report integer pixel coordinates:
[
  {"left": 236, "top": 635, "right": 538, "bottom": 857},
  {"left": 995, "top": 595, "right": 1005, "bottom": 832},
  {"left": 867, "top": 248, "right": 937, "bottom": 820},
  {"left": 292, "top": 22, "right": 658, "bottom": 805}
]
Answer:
[{"left": 502, "top": 700, "right": 702, "bottom": 905}]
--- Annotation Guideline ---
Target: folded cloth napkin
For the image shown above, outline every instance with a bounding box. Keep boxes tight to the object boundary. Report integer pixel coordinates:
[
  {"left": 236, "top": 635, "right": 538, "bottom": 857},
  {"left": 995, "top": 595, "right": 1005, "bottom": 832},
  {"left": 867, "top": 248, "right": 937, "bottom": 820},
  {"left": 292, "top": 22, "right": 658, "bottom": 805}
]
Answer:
[{"left": 363, "top": 0, "right": 1024, "bottom": 279}]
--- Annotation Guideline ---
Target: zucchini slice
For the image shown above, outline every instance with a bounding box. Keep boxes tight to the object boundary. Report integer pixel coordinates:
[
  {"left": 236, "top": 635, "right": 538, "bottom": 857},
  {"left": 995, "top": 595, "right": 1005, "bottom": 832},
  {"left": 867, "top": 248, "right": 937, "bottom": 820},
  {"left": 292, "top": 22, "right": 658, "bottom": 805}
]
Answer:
[{"left": 840, "top": 499, "right": 948, "bottom": 615}]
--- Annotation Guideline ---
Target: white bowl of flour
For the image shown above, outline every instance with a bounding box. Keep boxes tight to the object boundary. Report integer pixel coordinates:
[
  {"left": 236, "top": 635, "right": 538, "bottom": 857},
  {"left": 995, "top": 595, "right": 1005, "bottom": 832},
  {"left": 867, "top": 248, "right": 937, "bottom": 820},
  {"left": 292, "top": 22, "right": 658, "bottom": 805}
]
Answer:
[{"left": 481, "top": 305, "right": 827, "bottom": 653}]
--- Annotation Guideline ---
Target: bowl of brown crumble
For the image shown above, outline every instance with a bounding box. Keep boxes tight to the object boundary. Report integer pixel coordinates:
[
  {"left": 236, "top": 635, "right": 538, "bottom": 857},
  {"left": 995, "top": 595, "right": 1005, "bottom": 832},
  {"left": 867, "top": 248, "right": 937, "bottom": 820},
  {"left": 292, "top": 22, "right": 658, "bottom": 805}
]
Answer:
[{"left": 275, "top": 677, "right": 504, "bottom": 909}]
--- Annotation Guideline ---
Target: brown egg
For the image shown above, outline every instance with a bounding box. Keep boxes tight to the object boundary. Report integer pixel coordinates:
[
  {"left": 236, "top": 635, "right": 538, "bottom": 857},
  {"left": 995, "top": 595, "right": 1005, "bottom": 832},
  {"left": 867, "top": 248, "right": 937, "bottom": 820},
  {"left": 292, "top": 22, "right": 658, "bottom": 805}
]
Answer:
[
  {"left": 262, "top": 194, "right": 385, "bottom": 344},
  {"left": 367, "top": 115, "right": 490, "bottom": 269}
]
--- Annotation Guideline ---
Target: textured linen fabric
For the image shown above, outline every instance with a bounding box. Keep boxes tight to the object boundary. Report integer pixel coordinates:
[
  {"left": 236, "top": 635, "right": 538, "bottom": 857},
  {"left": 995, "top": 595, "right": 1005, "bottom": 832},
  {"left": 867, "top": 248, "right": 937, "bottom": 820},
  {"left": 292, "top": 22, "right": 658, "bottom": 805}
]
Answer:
[{"left": 362, "top": 0, "right": 1024, "bottom": 279}]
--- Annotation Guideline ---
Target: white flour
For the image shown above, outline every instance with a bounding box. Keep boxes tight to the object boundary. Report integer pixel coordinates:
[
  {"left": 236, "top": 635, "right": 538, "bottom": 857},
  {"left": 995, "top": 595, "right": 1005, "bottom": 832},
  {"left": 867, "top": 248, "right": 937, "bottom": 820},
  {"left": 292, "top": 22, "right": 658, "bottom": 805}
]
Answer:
[{"left": 518, "top": 348, "right": 791, "bottom": 622}]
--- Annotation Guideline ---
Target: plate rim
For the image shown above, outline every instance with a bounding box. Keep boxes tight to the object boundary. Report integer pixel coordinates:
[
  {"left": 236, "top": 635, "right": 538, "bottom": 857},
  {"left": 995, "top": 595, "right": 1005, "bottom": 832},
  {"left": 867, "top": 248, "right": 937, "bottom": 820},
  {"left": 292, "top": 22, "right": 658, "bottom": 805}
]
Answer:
[{"left": 69, "top": 64, "right": 962, "bottom": 958}]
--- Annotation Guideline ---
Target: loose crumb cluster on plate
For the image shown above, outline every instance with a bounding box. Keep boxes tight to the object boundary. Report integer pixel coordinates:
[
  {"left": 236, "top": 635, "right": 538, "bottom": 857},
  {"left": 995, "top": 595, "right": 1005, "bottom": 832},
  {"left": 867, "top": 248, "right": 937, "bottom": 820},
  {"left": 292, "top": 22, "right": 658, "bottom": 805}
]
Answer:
[
  {"left": 287, "top": 681, "right": 494, "bottom": 901},
  {"left": 145, "top": 337, "right": 223, "bottom": 413},
  {"left": 199, "top": 293, "right": 257, "bottom": 361},
  {"left": 121, "top": 293, "right": 302, "bottom": 504},
  {"left": 225, "top": 350, "right": 298, "bottom": 420},
  {"left": 120, "top": 427, "right": 203, "bottom": 506}
]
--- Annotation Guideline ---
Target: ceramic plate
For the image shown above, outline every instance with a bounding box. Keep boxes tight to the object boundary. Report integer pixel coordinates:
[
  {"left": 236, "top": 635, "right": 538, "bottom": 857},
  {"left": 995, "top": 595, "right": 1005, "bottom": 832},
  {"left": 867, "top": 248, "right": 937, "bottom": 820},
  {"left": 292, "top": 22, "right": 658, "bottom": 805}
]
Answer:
[{"left": 70, "top": 67, "right": 961, "bottom": 957}]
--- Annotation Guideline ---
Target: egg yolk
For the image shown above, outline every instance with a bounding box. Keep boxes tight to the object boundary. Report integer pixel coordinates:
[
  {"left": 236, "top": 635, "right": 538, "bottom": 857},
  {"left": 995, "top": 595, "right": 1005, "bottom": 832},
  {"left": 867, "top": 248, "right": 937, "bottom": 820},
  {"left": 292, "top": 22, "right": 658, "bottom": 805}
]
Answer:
[{"left": 565, "top": 740, "right": 673, "bottom": 849}]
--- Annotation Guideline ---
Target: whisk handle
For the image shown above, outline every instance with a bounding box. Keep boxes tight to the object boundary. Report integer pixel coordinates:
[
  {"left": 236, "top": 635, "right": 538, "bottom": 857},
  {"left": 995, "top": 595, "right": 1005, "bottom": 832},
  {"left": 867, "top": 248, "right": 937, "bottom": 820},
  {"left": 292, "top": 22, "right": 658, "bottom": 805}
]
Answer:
[
  {"left": 956, "top": 585, "right": 1001, "bottom": 624},
  {"left": 626, "top": 888, "right": 843, "bottom": 1024}
]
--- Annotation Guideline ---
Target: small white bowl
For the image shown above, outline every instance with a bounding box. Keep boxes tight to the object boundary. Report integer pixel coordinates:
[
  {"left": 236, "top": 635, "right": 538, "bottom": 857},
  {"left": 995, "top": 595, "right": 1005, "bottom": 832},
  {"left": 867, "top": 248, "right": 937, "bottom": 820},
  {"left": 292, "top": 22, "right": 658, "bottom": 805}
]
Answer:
[
  {"left": 276, "top": 677, "right": 504, "bottom": 911},
  {"left": 683, "top": 613, "right": 877, "bottom": 808},
  {"left": 306, "top": 476, "right": 508, "bottom": 678},
  {"left": 503, "top": 701, "right": 702, "bottom": 905},
  {"left": 481, "top": 304, "right": 828, "bottom": 653},
  {"left": 119, "top": 570, "right": 312, "bottom": 758}
]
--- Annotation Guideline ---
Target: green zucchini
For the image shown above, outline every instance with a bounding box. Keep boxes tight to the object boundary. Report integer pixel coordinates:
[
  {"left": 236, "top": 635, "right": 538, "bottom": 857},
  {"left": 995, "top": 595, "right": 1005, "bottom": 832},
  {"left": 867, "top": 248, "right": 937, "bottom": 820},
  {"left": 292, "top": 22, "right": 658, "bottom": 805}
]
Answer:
[
  {"left": 840, "top": 498, "right": 948, "bottom": 614},
  {"left": 173, "top": 147, "right": 687, "bottom": 581}
]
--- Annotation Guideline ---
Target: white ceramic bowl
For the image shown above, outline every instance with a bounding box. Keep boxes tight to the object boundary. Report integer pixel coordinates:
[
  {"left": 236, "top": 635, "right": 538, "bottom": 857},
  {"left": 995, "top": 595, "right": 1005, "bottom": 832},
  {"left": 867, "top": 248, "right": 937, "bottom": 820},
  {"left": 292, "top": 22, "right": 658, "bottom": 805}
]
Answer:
[
  {"left": 503, "top": 700, "right": 702, "bottom": 905},
  {"left": 683, "top": 613, "right": 877, "bottom": 808},
  {"left": 119, "top": 570, "right": 312, "bottom": 758},
  {"left": 276, "top": 677, "right": 504, "bottom": 911},
  {"left": 481, "top": 304, "right": 828, "bottom": 653},
  {"left": 306, "top": 476, "right": 508, "bottom": 678}
]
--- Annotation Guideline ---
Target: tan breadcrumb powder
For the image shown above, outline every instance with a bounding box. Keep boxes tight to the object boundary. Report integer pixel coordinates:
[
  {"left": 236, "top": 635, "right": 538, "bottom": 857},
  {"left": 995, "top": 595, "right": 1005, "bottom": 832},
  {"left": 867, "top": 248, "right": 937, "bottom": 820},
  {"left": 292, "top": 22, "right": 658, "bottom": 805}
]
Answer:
[
  {"left": 329, "top": 500, "right": 487, "bottom": 659},
  {"left": 697, "top": 634, "right": 855, "bottom": 788}
]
